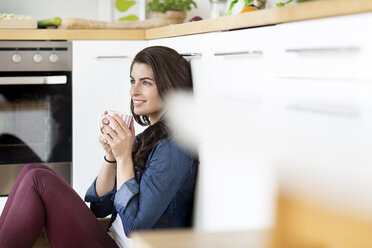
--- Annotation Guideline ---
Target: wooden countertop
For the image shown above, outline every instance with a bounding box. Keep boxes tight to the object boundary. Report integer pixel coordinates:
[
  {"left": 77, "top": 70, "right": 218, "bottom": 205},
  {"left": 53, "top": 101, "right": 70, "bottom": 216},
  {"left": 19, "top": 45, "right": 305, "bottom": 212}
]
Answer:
[
  {"left": 0, "top": 0, "right": 371, "bottom": 41},
  {"left": 0, "top": 29, "right": 145, "bottom": 40},
  {"left": 130, "top": 229, "right": 272, "bottom": 248}
]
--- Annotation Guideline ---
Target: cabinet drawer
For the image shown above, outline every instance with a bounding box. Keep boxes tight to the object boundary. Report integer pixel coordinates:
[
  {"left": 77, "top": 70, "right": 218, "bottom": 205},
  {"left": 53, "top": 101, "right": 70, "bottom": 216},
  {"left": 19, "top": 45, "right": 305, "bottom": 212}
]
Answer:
[
  {"left": 271, "top": 78, "right": 372, "bottom": 153},
  {"left": 270, "top": 78, "right": 372, "bottom": 215},
  {"left": 214, "top": 26, "right": 277, "bottom": 100},
  {"left": 276, "top": 13, "right": 372, "bottom": 80}
]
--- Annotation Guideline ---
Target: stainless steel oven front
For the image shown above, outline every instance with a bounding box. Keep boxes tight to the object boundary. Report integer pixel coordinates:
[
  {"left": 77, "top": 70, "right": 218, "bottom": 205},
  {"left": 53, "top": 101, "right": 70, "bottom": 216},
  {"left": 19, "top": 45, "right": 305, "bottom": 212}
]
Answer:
[{"left": 0, "top": 41, "right": 72, "bottom": 196}]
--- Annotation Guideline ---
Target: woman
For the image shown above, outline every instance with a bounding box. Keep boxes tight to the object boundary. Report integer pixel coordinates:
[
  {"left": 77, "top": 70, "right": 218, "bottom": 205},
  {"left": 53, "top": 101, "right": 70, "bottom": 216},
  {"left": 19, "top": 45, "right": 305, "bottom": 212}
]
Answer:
[{"left": 0, "top": 46, "right": 198, "bottom": 248}]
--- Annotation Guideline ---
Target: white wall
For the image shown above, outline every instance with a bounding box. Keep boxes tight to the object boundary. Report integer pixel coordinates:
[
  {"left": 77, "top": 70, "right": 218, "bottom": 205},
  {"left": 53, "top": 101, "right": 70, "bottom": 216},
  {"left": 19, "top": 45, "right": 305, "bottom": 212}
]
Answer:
[
  {"left": 0, "top": 0, "right": 293, "bottom": 23},
  {"left": 0, "top": 0, "right": 99, "bottom": 20},
  {"left": 1, "top": 0, "right": 213, "bottom": 22}
]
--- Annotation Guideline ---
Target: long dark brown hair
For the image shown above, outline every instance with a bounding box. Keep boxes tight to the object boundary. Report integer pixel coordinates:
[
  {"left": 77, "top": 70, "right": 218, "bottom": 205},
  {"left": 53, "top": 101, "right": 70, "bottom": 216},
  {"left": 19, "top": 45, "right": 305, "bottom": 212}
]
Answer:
[{"left": 130, "top": 46, "right": 193, "bottom": 173}]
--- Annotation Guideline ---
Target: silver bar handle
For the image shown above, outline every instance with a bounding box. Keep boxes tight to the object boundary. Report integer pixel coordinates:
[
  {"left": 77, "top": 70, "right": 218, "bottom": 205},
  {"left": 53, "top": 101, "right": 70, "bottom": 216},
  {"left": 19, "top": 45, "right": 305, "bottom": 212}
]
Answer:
[
  {"left": 285, "top": 101, "right": 360, "bottom": 118},
  {"left": 0, "top": 76, "right": 67, "bottom": 85},
  {"left": 180, "top": 53, "right": 202, "bottom": 57},
  {"left": 94, "top": 55, "right": 129, "bottom": 59},
  {"left": 285, "top": 46, "right": 360, "bottom": 53},
  {"left": 214, "top": 50, "right": 263, "bottom": 56}
]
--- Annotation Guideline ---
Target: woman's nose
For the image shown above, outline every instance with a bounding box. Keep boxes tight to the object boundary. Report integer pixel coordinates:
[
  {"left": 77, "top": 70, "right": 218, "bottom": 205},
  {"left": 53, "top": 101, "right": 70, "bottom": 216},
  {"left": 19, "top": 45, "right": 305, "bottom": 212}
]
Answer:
[{"left": 130, "top": 83, "right": 139, "bottom": 96}]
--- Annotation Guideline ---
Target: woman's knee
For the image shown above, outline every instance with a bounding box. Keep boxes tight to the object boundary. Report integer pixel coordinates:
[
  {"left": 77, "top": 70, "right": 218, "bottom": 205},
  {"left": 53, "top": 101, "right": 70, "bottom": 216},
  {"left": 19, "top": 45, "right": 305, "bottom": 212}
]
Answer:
[
  {"left": 20, "top": 163, "right": 48, "bottom": 174},
  {"left": 19, "top": 167, "right": 55, "bottom": 191}
]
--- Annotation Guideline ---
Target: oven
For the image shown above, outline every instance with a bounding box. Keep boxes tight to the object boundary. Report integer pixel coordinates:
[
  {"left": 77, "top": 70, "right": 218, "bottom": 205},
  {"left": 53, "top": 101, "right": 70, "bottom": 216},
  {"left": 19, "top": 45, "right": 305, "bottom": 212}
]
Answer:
[{"left": 0, "top": 41, "right": 72, "bottom": 196}]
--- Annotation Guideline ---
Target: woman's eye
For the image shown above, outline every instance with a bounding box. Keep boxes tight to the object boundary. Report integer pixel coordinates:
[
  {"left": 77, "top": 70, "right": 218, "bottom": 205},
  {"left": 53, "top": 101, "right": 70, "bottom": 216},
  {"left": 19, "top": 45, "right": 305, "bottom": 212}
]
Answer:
[
  {"left": 143, "top": 81, "right": 151, "bottom": 86},
  {"left": 130, "top": 79, "right": 135, "bottom": 84}
]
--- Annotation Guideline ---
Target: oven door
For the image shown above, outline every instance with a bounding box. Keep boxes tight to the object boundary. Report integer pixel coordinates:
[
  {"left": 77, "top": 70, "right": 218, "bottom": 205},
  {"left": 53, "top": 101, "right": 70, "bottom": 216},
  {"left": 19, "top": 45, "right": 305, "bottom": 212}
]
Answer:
[{"left": 0, "top": 71, "right": 72, "bottom": 196}]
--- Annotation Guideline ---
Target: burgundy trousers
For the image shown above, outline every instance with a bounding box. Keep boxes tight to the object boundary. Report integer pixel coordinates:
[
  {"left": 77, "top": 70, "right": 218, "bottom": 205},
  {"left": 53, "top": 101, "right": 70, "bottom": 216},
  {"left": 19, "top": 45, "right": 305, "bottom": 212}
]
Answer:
[{"left": 0, "top": 164, "right": 118, "bottom": 248}]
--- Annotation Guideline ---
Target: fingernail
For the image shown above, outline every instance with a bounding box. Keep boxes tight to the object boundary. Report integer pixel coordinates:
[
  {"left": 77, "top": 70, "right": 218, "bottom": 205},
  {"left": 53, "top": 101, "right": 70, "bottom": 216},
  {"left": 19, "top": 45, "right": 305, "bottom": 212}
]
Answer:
[{"left": 103, "top": 118, "right": 109, "bottom": 124}]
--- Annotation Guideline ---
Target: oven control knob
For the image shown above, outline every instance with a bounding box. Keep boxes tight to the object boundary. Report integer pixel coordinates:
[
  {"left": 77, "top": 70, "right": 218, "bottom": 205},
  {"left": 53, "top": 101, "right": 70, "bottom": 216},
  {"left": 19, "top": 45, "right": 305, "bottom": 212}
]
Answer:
[
  {"left": 49, "top": 53, "right": 59, "bottom": 63},
  {"left": 12, "top": 54, "right": 22, "bottom": 63},
  {"left": 33, "top": 54, "right": 43, "bottom": 63}
]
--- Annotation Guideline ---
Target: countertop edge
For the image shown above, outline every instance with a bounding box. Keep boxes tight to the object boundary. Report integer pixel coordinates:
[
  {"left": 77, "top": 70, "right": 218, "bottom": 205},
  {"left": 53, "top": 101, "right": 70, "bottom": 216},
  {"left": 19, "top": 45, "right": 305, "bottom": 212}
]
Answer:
[{"left": 0, "top": 29, "right": 146, "bottom": 41}]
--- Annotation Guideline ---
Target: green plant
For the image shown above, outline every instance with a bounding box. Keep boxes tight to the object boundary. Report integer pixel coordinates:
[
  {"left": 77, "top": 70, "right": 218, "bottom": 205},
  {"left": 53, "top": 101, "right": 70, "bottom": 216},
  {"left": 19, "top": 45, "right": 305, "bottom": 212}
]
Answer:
[
  {"left": 148, "top": 0, "right": 197, "bottom": 13},
  {"left": 277, "top": 0, "right": 313, "bottom": 7},
  {"left": 225, "top": 0, "right": 313, "bottom": 15},
  {"left": 276, "top": 0, "right": 294, "bottom": 7}
]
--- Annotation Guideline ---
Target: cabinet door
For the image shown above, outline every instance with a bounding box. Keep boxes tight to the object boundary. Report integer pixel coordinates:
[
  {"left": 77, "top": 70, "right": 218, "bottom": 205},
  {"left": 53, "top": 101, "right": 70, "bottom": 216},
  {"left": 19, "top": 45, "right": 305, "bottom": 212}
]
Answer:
[
  {"left": 212, "top": 27, "right": 279, "bottom": 231},
  {"left": 148, "top": 33, "right": 217, "bottom": 107},
  {"left": 72, "top": 40, "right": 146, "bottom": 198},
  {"left": 150, "top": 29, "right": 279, "bottom": 231},
  {"left": 272, "top": 14, "right": 372, "bottom": 213},
  {"left": 149, "top": 33, "right": 220, "bottom": 231}
]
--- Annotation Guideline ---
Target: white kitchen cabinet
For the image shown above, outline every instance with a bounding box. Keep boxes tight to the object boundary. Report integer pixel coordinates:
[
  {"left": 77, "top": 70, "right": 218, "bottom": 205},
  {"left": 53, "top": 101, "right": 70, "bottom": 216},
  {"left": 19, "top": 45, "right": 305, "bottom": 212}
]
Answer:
[
  {"left": 72, "top": 40, "right": 147, "bottom": 199},
  {"left": 212, "top": 26, "right": 279, "bottom": 231},
  {"left": 69, "top": 12, "right": 372, "bottom": 234},
  {"left": 271, "top": 14, "right": 372, "bottom": 213},
  {"left": 149, "top": 13, "right": 372, "bottom": 232},
  {"left": 149, "top": 33, "right": 220, "bottom": 231},
  {"left": 149, "top": 29, "right": 279, "bottom": 232}
]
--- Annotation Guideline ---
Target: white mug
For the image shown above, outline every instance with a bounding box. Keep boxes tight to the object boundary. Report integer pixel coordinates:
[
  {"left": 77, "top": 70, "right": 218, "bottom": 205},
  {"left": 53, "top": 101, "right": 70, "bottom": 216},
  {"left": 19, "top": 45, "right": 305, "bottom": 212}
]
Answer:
[{"left": 98, "top": 110, "right": 133, "bottom": 132}]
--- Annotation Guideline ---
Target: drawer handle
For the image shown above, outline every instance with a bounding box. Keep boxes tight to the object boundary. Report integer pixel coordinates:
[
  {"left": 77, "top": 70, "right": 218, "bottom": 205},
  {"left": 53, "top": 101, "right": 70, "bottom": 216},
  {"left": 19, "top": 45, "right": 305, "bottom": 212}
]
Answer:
[
  {"left": 180, "top": 53, "right": 202, "bottom": 57},
  {"left": 285, "top": 47, "right": 360, "bottom": 54},
  {"left": 214, "top": 50, "right": 263, "bottom": 56},
  {"left": 285, "top": 102, "right": 360, "bottom": 118},
  {"left": 94, "top": 56, "right": 129, "bottom": 59},
  {"left": 0, "top": 76, "right": 67, "bottom": 85}
]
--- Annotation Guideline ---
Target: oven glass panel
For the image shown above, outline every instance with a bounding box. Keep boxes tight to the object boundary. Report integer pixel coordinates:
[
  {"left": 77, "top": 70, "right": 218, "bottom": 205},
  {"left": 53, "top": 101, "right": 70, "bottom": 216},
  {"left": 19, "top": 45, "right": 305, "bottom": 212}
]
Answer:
[{"left": 0, "top": 72, "right": 72, "bottom": 164}]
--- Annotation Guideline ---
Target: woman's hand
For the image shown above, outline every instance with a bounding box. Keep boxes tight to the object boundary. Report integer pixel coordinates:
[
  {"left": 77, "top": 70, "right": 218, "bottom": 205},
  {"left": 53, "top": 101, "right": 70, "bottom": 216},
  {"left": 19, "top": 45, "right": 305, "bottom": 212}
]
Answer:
[
  {"left": 101, "top": 113, "right": 135, "bottom": 164},
  {"left": 99, "top": 113, "right": 115, "bottom": 161},
  {"left": 99, "top": 133, "right": 115, "bottom": 161}
]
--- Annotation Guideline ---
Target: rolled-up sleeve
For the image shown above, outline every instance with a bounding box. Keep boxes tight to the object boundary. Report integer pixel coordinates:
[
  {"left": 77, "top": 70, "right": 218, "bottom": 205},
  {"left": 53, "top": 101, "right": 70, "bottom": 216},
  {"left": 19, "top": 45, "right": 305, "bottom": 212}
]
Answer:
[
  {"left": 85, "top": 178, "right": 116, "bottom": 218},
  {"left": 114, "top": 139, "right": 192, "bottom": 236}
]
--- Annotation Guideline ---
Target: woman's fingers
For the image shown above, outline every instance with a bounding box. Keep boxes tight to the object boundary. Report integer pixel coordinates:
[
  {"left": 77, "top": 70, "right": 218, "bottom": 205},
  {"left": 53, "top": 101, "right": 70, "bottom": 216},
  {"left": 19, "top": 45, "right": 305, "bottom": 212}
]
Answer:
[
  {"left": 99, "top": 134, "right": 106, "bottom": 144},
  {"left": 106, "top": 114, "right": 131, "bottom": 136},
  {"left": 101, "top": 125, "right": 116, "bottom": 141},
  {"left": 129, "top": 118, "right": 135, "bottom": 134},
  {"left": 99, "top": 134, "right": 112, "bottom": 154}
]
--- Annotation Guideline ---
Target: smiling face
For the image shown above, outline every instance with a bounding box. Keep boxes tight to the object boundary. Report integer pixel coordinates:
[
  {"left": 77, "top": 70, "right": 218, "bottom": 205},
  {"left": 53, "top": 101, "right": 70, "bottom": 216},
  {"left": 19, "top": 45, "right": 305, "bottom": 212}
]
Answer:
[{"left": 130, "top": 62, "right": 164, "bottom": 124}]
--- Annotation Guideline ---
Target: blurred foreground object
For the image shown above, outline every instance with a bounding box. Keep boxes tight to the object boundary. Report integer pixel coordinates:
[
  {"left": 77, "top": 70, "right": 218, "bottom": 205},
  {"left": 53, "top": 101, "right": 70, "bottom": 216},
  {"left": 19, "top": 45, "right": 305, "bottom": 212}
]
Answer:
[
  {"left": 131, "top": 229, "right": 271, "bottom": 248},
  {"left": 273, "top": 193, "right": 372, "bottom": 248},
  {"left": 165, "top": 91, "right": 372, "bottom": 248}
]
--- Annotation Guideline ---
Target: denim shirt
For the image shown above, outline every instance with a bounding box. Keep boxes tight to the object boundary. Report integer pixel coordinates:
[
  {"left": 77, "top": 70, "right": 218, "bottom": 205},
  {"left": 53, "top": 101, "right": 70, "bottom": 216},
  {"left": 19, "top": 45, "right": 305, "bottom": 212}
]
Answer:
[{"left": 85, "top": 137, "right": 198, "bottom": 236}]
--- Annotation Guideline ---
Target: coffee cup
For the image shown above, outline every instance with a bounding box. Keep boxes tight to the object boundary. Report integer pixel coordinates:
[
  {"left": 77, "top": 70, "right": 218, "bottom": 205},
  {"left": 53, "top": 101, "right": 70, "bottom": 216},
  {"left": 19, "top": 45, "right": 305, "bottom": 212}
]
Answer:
[{"left": 99, "top": 110, "right": 133, "bottom": 132}]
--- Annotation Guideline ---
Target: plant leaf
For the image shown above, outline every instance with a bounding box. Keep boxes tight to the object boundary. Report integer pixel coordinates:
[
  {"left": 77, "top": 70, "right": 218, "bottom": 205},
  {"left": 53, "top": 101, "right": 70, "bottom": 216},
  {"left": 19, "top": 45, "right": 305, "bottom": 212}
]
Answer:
[
  {"left": 119, "top": 14, "right": 139, "bottom": 21},
  {"left": 115, "top": 0, "right": 136, "bottom": 12}
]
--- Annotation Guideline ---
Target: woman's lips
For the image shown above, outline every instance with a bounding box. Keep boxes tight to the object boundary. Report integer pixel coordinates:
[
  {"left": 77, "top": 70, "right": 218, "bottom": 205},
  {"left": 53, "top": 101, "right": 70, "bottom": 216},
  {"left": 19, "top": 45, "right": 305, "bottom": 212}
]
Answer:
[{"left": 133, "top": 99, "right": 146, "bottom": 106}]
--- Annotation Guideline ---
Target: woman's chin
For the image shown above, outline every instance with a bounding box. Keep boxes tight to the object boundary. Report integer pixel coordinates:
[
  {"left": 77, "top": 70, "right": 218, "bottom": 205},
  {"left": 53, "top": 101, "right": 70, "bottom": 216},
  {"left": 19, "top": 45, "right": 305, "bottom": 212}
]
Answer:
[{"left": 134, "top": 110, "right": 146, "bottom": 116}]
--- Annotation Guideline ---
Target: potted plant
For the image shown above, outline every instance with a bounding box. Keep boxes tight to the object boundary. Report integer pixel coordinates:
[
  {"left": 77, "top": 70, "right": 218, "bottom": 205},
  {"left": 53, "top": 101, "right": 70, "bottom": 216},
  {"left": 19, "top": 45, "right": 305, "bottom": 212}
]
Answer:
[{"left": 148, "top": 0, "right": 197, "bottom": 24}]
